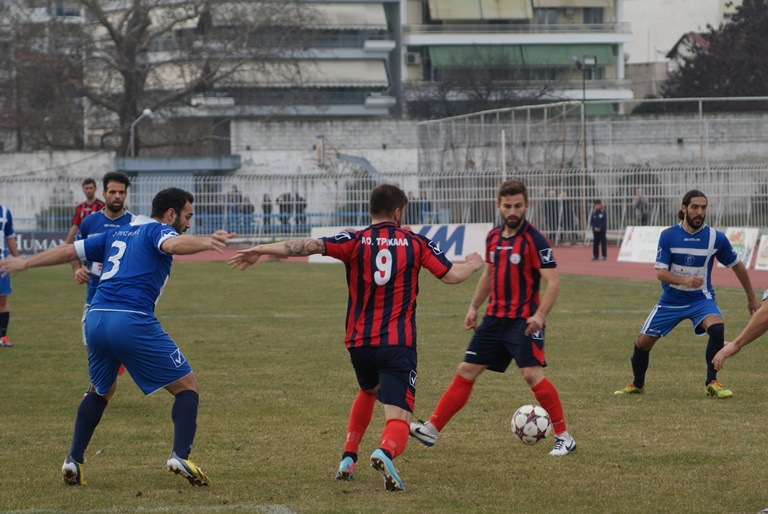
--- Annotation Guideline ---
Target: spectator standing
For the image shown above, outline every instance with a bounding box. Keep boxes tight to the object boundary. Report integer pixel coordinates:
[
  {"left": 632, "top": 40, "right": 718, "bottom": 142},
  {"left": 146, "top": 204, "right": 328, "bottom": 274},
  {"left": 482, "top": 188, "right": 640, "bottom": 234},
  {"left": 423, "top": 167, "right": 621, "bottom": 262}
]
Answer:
[
  {"left": 406, "top": 191, "right": 419, "bottom": 225},
  {"left": 634, "top": 187, "right": 650, "bottom": 226},
  {"left": 65, "top": 179, "right": 106, "bottom": 244},
  {"left": 276, "top": 192, "right": 292, "bottom": 229},
  {"left": 294, "top": 192, "right": 307, "bottom": 229},
  {"left": 590, "top": 200, "right": 607, "bottom": 261},
  {"left": 559, "top": 192, "right": 576, "bottom": 241},
  {"left": 228, "top": 184, "right": 484, "bottom": 492},
  {"left": 543, "top": 190, "right": 559, "bottom": 242},
  {"left": 262, "top": 194, "right": 273, "bottom": 230},
  {"left": 0, "top": 204, "right": 18, "bottom": 347},
  {"left": 420, "top": 191, "right": 433, "bottom": 224}
]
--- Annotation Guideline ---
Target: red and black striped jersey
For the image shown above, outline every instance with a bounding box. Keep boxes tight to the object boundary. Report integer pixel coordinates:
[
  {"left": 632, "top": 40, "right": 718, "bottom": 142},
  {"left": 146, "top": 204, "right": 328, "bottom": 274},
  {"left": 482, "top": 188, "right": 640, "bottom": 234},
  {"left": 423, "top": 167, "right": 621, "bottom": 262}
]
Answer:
[
  {"left": 323, "top": 222, "right": 453, "bottom": 349},
  {"left": 484, "top": 220, "right": 556, "bottom": 319},
  {"left": 72, "top": 200, "right": 105, "bottom": 226}
]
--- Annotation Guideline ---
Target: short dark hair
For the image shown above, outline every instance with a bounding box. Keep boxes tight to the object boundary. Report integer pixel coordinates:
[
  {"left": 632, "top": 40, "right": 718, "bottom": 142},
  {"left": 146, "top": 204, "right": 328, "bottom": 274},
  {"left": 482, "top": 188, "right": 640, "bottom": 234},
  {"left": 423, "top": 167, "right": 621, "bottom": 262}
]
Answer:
[
  {"left": 497, "top": 179, "right": 528, "bottom": 203},
  {"left": 151, "top": 188, "right": 194, "bottom": 219},
  {"left": 594, "top": 199, "right": 602, "bottom": 205},
  {"left": 678, "top": 189, "right": 707, "bottom": 221},
  {"left": 102, "top": 171, "right": 131, "bottom": 191},
  {"left": 82, "top": 178, "right": 96, "bottom": 187},
  {"left": 369, "top": 183, "right": 408, "bottom": 219}
]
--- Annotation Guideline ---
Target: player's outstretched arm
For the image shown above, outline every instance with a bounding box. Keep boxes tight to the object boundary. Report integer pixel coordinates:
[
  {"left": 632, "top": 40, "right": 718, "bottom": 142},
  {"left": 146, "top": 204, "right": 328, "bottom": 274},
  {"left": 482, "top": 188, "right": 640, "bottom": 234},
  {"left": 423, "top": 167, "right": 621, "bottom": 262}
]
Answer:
[
  {"left": 228, "top": 238, "right": 327, "bottom": 271},
  {"left": 162, "top": 230, "right": 234, "bottom": 256},
  {"left": 713, "top": 299, "right": 768, "bottom": 370},
  {"left": 0, "top": 244, "right": 77, "bottom": 277},
  {"left": 441, "top": 252, "right": 484, "bottom": 284},
  {"left": 730, "top": 261, "right": 760, "bottom": 315}
]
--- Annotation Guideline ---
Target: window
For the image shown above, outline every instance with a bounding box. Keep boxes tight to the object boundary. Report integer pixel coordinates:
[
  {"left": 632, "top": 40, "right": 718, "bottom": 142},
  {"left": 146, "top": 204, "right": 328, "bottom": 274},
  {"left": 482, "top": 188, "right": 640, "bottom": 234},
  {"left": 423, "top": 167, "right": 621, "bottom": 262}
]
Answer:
[
  {"left": 583, "top": 8, "right": 604, "bottom": 24},
  {"left": 534, "top": 9, "right": 557, "bottom": 25}
]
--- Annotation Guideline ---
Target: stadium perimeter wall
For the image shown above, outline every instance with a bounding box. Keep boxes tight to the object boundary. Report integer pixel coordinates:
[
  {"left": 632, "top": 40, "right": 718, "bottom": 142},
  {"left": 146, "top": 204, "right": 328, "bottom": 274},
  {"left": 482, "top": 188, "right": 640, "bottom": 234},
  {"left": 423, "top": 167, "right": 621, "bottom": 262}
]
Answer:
[{"left": 3, "top": 113, "right": 768, "bottom": 179}]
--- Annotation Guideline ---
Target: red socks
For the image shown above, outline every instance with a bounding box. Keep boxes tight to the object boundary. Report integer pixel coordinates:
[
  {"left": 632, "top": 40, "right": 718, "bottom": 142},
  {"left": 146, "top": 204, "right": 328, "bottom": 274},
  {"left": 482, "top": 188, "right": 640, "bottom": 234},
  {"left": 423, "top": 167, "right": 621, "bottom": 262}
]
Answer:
[
  {"left": 380, "top": 418, "right": 410, "bottom": 459},
  {"left": 428, "top": 374, "right": 475, "bottom": 432},
  {"left": 531, "top": 378, "right": 566, "bottom": 435},
  {"left": 343, "top": 390, "right": 376, "bottom": 455}
]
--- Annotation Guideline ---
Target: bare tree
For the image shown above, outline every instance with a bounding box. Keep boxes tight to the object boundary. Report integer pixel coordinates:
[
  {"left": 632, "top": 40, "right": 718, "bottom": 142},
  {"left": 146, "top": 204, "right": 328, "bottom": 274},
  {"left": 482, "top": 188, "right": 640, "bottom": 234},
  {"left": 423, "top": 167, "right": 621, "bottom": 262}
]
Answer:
[{"left": 5, "top": 0, "right": 319, "bottom": 154}]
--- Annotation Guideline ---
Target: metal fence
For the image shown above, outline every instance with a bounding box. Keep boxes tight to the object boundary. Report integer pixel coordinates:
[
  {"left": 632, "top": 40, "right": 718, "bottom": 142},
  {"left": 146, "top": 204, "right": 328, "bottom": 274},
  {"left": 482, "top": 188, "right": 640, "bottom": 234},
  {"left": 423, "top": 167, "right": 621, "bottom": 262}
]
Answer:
[{"left": 2, "top": 165, "right": 768, "bottom": 245}]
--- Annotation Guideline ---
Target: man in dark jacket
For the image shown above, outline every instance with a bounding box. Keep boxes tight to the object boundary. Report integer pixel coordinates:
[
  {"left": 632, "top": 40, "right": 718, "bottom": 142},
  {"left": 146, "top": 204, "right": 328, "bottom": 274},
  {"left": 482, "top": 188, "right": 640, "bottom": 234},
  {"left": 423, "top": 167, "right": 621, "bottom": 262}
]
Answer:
[{"left": 590, "top": 200, "right": 607, "bottom": 261}]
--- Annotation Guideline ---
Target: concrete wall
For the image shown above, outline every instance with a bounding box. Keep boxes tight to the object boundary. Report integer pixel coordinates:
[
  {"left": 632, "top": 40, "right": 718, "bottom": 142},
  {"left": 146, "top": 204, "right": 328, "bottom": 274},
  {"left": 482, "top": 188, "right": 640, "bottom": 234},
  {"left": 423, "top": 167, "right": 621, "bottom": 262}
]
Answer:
[{"left": 1, "top": 114, "right": 768, "bottom": 179}]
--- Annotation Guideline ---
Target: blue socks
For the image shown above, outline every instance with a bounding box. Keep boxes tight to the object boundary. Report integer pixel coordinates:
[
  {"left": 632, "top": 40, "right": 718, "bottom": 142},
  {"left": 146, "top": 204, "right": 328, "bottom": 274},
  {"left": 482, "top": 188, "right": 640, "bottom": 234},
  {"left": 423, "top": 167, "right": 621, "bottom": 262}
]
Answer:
[
  {"left": 171, "top": 390, "right": 199, "bottom": 459},
  {"left": 69, "top": 391, "right": 108, "bottom": 463},
  {"left": 705, "top": 323, "right": 725, "bottom": 385}
]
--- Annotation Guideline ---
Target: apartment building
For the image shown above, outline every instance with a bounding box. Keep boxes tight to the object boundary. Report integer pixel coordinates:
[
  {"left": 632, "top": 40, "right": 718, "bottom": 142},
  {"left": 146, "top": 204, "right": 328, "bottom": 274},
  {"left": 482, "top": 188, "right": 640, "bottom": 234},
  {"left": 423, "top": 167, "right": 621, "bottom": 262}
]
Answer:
[
  {"left": 399, "top": 0, "right": 633, "bottom": 116},
  {"left": 0, "top": 0, "right": 636, "bottom": 155}
]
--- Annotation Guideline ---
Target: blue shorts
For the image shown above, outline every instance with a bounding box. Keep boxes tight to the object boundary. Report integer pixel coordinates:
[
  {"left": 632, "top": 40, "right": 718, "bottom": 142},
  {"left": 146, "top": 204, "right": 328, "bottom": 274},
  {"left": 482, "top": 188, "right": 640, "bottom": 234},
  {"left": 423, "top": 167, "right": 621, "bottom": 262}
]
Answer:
[
  {"left": 0, "top": 274, "right": 11, "bottom": 295},
  {"left": 640, "top": 297, "right": 722, "bottom": 337},
  {"left": 464, "top": 316, "right": 547, "bottom": 373},
  {"left": 85, "top": 310, "right": 193, "bottom": 396},
  {"left": 349, "top": 346, "right": 417, "bottom": 412}
]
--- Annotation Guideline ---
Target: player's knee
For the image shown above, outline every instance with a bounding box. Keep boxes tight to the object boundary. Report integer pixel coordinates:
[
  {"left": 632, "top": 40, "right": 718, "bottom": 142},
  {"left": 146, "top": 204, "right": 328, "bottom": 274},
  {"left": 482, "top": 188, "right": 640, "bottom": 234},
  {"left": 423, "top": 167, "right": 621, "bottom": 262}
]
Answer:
[{"left": 707, "top": 322, "right": 724, "bottom": 341}]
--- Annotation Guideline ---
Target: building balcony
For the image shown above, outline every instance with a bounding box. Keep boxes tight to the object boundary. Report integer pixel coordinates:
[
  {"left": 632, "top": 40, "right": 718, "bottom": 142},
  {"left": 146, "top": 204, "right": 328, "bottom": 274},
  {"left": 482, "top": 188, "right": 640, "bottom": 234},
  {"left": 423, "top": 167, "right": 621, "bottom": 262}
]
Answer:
[{"left": 404, "top": 23, "right": 632, "bottom": 45}]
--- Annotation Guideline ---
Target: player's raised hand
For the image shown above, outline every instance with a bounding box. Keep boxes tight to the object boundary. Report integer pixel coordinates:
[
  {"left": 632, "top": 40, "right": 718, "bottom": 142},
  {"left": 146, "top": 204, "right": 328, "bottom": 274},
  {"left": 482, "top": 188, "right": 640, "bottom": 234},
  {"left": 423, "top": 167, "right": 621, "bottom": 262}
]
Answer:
[
  {"left": 465, "top": 252, "right": 484, "bottom": 272},
  {"left": 228, "top": 246, "right": 264, "bottom": 271},
  {"left": 0, "top": 257, "right": 26, "bottom": 278}
]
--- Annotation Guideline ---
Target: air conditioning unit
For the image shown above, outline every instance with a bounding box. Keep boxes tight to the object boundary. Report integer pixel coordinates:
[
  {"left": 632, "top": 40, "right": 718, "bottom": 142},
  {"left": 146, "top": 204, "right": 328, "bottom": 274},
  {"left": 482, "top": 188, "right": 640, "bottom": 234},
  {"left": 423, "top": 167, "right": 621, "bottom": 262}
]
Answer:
[{"left": 405, "top": 52, "right": 421, "bottom": 65}]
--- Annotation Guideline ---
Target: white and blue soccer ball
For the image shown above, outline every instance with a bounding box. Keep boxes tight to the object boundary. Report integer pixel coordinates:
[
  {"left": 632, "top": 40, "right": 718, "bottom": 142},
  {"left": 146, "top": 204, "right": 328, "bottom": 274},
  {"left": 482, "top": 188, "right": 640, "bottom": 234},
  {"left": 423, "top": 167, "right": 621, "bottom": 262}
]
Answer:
[{"left": 511, "top": 404, "right": 553, "bottom": 445}]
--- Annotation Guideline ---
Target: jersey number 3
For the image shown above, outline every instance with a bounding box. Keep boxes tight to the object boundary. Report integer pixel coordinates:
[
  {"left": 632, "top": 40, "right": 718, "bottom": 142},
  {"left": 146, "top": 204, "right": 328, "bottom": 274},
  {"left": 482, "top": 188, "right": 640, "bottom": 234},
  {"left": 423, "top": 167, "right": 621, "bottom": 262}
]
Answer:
[{"left": 100, "top": 241, "right": 127, "bottom": 280}]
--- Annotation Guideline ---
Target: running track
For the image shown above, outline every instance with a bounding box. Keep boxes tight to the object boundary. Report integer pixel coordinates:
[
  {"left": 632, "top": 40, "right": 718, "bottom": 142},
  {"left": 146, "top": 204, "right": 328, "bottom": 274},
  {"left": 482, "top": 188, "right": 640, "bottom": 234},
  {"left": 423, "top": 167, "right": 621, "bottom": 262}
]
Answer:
[{"left": 178, "top": 245, "right": 768, "bottom": 290}]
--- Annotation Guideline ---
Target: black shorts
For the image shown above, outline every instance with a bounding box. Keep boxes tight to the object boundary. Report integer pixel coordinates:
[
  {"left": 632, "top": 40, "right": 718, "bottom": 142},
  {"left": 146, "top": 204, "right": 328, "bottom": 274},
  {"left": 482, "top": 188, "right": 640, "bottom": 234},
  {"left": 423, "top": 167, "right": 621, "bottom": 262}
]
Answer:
[
  {"left": 464, "top": 316, "right": 547, "bottom": 373},
  {"left": 349, "top": 346, "right": 417, "bottom": 412}
]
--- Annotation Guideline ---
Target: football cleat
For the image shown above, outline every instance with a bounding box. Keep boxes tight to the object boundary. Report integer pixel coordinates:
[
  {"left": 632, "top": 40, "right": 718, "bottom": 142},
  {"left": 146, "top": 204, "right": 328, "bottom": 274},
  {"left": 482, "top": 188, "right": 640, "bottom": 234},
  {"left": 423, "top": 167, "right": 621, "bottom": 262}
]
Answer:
[
  {"left": 62, "top": 455, "right": 85, "bottom": 485},
  {"left": 705, "top": 380, "right": 733, "bottom": 399},
  {"left": 370, "top": 449, "right": 405, "bottom": 492},
  {"left": 167, "top": 451, "right": 210, "bottom": 486},
  {"left": 335, "top": 456, "right": 355, "bottom": 481},
  {"left": 614, "top": 383, "right": 644, "bottom": 395},
  {"left": 409, "top": 420, "right": 438, "bottom": 447},
  {"left": 0, "top": 336, "right": 12, "bottom": 347},
  {"left": 549, "top": 432, "right": 577, "bottom": 456}
]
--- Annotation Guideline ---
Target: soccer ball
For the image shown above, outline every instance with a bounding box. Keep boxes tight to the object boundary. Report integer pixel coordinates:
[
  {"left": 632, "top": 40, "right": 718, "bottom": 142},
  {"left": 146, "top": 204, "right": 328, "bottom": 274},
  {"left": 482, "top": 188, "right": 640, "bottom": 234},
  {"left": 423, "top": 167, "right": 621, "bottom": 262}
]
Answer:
[{"left": 511, "top": 404, "right": 553, "bottom": 445}]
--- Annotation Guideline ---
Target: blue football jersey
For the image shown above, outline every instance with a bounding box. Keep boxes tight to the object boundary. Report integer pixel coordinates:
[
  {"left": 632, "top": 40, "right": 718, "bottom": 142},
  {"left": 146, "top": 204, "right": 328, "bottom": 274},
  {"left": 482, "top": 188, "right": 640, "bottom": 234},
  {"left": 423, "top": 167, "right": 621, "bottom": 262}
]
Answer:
[
  {"left": 74, "top": 216, "right": 179, "bottom": 315},
  {"left": 76, "top": 210, "right": 134, "bottom": 303},
  {"left": 655, "top": 223, "right": 738, "bottom": 302},
  {"left": 0, "top": 205, "right": 14, "bottom": 259}
]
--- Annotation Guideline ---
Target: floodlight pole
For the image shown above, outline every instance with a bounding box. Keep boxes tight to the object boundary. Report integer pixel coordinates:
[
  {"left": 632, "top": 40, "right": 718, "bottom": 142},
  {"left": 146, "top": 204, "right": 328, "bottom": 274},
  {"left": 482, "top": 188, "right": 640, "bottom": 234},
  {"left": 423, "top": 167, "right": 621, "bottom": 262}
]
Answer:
[{"left": 129, "top": 108, "right": 153, "bottom": 157}]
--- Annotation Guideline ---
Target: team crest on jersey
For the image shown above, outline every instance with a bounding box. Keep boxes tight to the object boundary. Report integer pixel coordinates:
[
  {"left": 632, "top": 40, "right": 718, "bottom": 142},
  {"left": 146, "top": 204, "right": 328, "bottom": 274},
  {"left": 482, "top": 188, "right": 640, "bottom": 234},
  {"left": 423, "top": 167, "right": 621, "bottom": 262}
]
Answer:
[
  {"left": 409, "top": 370, "right": 417, "bottom": 387},
  {"left": 538, "top": 248, "right": 554, "bottom": 264},
  {"left": 170, "top": 349, "right": 186, "bottom": 368},
  {"left": 334, "top": 231, "right": 352, "bottom": 241},
  {"left": 685, "top": 255, "right": 696, "bottom": 266},
  {"left": 510, "top": 253, "right": 521, "bottom": 264}
]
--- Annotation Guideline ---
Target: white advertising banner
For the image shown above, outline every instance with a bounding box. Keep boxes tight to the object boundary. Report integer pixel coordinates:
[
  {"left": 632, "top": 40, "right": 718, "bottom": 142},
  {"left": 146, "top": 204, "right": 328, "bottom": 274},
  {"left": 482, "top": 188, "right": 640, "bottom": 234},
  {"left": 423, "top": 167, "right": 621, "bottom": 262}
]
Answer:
[
  {"left": 720, "top": 227, "right": 760, "bottom": 268},
  {"left": 308, "top": 223, "right": 493, "bottom": 263},
  {"left": 754, "top": 235, "right": 768, "bottom": 271},
  {"left": 617, "top": 226, "right": 666, "bottom": 263}
]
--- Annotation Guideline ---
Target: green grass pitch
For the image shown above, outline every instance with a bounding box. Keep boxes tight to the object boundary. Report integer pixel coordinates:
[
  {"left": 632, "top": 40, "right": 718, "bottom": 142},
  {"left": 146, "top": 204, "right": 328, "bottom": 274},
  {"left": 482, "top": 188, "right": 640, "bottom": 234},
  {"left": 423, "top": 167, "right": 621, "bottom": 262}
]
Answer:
[{"left": 1, "top": 261, "right": 766, "bottom": 513}]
